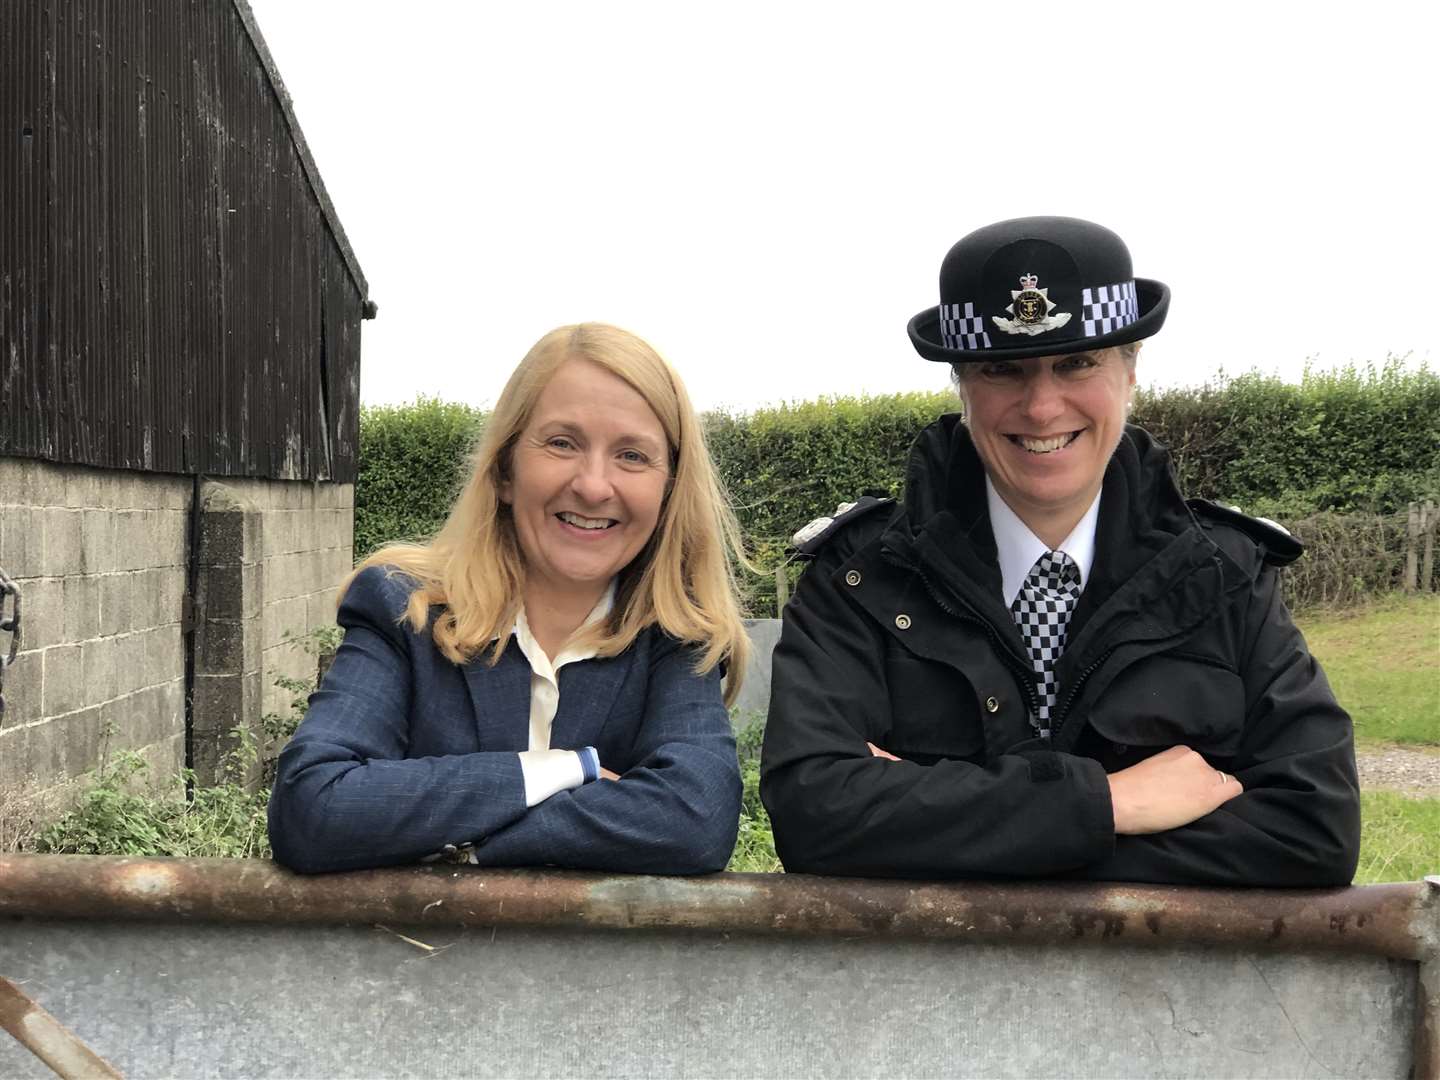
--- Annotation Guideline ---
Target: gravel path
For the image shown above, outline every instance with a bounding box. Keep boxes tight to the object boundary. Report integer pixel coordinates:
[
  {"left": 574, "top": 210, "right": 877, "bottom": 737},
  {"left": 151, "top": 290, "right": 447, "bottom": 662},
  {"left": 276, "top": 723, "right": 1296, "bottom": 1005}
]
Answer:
[{"left": 1356, "top": 745, "right": 1440, "bottom": 796}]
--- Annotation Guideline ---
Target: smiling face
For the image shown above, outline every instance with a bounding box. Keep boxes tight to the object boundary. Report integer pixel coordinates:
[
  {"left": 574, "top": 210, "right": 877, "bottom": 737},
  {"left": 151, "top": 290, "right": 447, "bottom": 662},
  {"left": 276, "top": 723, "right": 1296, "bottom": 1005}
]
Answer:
[
  {"left": 500, "top": 358, "right": 671, "bottom": 607},
  {"left": 958, "top": 347, "right": 1136, "bottom": 541}
]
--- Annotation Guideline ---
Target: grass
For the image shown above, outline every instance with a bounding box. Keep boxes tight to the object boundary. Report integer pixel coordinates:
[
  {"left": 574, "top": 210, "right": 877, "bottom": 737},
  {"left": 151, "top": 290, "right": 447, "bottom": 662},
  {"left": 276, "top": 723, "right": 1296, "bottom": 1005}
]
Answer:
[
  {"left": 1355, "top": 791, "right": 1440, "bottom": 884},
  {"left": 1294, "top": 593, "right": 1439, "bottom": 747}
]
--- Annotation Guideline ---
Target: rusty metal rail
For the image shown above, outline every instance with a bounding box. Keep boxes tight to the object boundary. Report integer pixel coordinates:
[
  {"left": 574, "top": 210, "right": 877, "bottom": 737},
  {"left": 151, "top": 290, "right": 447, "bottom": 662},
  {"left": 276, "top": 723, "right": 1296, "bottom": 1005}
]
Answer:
[
  {"left": 0, "top": 854, "right": 1435, "bottom": 960},
  {"left": 0, "top": 977, "right": 121, "bottom": 1080}
]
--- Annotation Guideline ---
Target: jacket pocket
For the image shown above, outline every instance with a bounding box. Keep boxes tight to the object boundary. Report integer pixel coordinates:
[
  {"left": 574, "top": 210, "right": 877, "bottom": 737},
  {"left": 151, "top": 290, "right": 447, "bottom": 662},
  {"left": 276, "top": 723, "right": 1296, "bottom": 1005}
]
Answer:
[
  {"left": 881, "top": 653, "right": 987, "bottom": 762},
  {"left": 1084, "top": 652, "right": 1246, "bottom": 757}
]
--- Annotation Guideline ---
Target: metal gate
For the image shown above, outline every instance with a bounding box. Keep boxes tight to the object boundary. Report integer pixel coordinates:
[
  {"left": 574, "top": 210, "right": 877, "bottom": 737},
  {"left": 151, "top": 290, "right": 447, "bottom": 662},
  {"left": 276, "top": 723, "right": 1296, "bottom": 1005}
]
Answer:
[{"left": 1, "top": 855, "right": 1436, "bottom": 1078}]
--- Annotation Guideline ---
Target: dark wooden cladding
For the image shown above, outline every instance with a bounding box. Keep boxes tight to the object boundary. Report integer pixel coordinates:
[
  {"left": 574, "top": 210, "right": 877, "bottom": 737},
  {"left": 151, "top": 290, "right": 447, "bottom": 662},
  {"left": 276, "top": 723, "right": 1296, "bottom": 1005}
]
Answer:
[{"left": 1, "top": 0, "right": 367, "bottom": 482}]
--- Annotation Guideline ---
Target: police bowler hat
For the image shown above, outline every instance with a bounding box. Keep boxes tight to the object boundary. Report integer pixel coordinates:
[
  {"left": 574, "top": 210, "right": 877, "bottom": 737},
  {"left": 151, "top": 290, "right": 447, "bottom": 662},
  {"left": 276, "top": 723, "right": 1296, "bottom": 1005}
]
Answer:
[{"left": 908, "top": 216, "right": 1169, "bottom": 364}]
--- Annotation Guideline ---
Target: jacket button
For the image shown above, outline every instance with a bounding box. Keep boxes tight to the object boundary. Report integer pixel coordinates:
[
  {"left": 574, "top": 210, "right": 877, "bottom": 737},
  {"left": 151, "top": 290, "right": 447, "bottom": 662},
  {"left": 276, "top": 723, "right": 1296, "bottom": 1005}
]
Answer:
[
  {"left": 894, "top": 613, "right": 911, "bottom": 630},
  {"left": 985, "top": 696, "right": 1000, "bottom": 713},
  {"left": 845, "top": 570, "right": 862, "bottom": 587}
]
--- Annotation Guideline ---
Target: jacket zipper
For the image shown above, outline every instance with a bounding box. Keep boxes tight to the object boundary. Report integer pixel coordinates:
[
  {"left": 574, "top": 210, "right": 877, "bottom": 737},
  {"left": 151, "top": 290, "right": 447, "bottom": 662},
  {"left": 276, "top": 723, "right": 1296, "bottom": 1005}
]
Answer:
[
  {"left": 883, "top": 535, "right": 1220, "bottom": 745},
  {"left": 881, "top": 548, "right": 1044, "bottom": 725},
  {"left": 1050, "top": 623, "right": 1205, "bottom": 741},
  {"left": 1049, "top": 646, "right": 1117, "bottom": 740}
]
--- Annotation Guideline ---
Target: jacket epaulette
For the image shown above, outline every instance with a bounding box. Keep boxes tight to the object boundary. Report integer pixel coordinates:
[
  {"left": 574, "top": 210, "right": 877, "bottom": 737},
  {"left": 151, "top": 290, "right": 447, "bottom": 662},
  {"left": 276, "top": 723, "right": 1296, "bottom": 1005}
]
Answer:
[
  {"left": 791, "top": 495, "right": 895, "bottom": 557},
  {"left": 1188, "top": 498, "right": 1304, "bottom": 567}
]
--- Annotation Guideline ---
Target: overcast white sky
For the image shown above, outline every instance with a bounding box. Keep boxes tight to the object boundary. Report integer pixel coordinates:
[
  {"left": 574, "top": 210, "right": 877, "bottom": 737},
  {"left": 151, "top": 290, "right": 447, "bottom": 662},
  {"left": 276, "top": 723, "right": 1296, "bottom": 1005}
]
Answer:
[{"left": 245, "top": 0, "right": 1437, "bottom": 415}]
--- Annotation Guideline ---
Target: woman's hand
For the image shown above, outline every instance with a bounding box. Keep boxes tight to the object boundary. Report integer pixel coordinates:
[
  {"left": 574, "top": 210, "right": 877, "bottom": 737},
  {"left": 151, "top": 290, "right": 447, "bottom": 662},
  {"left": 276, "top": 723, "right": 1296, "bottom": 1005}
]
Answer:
[
  {"left": 1107, "top": 745, "right": 1243, "bottom": 835},
  {"left": 600, "top": 767, "right": 622, "bottom": 781}
]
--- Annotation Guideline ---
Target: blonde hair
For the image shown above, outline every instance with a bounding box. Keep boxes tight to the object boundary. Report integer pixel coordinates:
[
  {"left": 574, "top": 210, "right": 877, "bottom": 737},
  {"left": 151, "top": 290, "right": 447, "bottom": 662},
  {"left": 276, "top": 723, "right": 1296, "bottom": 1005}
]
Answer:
[{"left": 346, "top": 323, "right": 752, "bottom": 704}]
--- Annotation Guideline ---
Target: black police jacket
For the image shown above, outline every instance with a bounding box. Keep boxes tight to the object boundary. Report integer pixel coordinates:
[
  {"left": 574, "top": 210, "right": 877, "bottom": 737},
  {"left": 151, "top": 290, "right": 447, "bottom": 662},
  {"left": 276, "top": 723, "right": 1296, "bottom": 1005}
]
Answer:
[{"left": 760, "top": 417, "right": 1361, "bottom": 886}]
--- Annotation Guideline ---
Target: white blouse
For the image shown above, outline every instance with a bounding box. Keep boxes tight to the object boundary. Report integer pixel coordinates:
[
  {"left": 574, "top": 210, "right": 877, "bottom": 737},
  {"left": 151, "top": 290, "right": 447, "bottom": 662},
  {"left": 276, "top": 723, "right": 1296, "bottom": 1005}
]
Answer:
[{"left": 511, "top": 583, "right": 615, "bottom": 806}]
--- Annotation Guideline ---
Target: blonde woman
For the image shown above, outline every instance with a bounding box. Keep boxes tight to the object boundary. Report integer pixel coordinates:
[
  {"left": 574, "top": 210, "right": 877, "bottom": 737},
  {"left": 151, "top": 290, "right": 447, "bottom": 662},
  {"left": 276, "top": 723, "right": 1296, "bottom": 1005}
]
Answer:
[{"left": 269, "top": 324, "right": 749, "bottom": 874}]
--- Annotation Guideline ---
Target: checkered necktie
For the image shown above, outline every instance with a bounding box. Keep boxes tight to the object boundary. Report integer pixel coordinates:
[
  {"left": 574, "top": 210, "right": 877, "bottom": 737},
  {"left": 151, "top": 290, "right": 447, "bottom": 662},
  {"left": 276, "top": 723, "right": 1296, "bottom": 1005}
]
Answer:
[{"left": 1010, "top": 551, "right": 1082, "bottom": 737}]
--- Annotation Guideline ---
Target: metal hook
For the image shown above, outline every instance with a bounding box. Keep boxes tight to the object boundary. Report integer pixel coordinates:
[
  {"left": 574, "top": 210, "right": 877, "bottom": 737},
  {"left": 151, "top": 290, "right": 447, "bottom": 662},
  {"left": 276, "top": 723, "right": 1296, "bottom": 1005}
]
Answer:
[{"left": 0, "top": 564, "right": 22, "bottom": 720}]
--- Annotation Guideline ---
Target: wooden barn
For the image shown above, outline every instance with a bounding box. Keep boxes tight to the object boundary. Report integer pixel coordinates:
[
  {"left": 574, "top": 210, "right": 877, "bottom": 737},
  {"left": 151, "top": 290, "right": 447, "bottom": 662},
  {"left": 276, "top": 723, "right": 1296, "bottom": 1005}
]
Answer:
[{"left": 0, "top": 0, "right": 374, "bottom": 808}]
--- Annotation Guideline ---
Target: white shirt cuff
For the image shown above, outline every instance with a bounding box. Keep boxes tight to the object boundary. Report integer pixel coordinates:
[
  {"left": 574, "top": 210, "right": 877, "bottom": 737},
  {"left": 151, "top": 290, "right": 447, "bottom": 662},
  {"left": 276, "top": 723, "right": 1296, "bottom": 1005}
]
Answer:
[{"left": 518, "top": 748, "right": 591, "bottom": 807}]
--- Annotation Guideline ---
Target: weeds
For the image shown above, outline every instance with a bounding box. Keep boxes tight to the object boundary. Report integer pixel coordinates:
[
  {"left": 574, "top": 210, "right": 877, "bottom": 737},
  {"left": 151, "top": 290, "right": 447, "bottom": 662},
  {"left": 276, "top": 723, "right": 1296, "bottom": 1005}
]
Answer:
[
  {"left": 34, "top": 737, "right": 272, "bottom": 859},
  {"left": 727, "top": 715, "right": 781, "bottom": 873},
  {"left": 0, "top": 783, "right": 47, "bottom": 853},
  {"left": 258, "top": 625, "right": 336, "bottom": 777},
  {"left": 263, "top": 674, "right": 314, "bottom": 745},
  {"left": 31, "top": 666, "right": 318, "bottom": 859}
]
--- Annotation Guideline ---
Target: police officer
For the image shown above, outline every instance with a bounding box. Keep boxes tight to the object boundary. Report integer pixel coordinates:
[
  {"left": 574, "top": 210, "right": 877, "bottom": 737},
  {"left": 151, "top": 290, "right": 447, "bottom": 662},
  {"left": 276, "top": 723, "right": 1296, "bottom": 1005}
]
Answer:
[{"left": 760, "top": 216, "right": 1360, "bottom": 884}]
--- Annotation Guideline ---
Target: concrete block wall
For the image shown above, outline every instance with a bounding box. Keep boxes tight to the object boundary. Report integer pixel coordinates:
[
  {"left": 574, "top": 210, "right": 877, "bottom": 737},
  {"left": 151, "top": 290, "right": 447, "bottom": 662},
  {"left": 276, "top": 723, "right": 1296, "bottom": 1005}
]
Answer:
[
  {"left": 0, "top": 456, "right": 353, "bottom": 806},
  {"left": 190, "top": 478, "right": 352, "bottom": 783},
  {"left": 0, "top": 458, "right": 190, "bottom": 803},
  {"left": 221, "top": 478, "right": 352, "bottom": 729}
]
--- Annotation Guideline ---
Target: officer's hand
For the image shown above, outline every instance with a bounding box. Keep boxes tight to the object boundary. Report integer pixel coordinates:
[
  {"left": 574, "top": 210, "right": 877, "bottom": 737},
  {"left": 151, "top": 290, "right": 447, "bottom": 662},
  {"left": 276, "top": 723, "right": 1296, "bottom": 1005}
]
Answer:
[
  {"left": 1107, "top": 745, "right": 1242, "bottom": 834},
  {"left": 600, "top": 767, "right": 621, "bottom": 781}
]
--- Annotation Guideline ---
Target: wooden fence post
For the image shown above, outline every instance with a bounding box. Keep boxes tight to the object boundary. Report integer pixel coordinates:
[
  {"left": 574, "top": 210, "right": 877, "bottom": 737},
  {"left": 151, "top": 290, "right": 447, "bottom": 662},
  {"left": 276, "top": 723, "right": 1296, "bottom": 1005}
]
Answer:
[
  {"left": 1422, "top": 499, "right": 1436, "bottom": 594},
  {"left": 1405, "top": 502, "right": 1420, "bottom": 592},
  {"left": 775, "top": 565, "right": 790, "bottom": 615}
]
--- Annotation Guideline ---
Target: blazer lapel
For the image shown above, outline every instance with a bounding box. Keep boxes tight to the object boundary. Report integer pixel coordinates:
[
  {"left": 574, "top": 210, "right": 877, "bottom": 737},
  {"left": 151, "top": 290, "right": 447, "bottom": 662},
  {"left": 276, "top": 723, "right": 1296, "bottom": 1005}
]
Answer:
[
  {"left": 462, "top": 640, "right": 533, "bottom": 751},
  {"left": 549, "top": 650, "right": 632, "bottom": 750}
]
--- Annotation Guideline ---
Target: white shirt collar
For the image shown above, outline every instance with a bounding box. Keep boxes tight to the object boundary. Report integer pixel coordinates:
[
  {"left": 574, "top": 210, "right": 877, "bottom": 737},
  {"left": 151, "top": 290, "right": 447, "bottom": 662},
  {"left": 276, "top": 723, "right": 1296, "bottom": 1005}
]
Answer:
[
  {"left": 509, "top": 581, "right": 616, "bottom": 676},
  {"left": 986, "top": 478, "right": 1101, "bottom": 607}
]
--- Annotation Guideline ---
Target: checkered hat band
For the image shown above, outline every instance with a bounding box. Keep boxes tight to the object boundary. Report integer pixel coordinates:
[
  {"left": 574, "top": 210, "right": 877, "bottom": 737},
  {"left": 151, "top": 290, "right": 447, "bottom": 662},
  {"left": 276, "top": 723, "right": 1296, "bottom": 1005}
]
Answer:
[
  {"left": 938, "top": 301, "right": 992, "bottom": 351},
  {"left": 941, "top": 280, "right": 1140, "bottom": 350},
  {"left": 1080, "top": 280, "right": 1139, "bottom": 338}
]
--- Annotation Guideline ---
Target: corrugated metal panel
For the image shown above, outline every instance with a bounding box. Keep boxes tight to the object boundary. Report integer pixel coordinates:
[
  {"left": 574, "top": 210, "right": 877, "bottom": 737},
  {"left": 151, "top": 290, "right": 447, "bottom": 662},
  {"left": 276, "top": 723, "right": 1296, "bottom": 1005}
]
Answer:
[
  {"left": 0, "top": 0, "right": 365, "bottom": 482},
  {"left": 0, "top": 3, "right": 46, "bottom": 462}
]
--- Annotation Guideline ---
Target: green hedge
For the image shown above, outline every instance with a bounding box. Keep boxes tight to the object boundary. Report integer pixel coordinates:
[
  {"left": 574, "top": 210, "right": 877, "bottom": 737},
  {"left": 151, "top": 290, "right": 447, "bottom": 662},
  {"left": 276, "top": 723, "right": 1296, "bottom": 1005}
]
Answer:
[
  {"left": 706, "top": 362, "right": 1437, "bottom": 613},
  {"left": 704, "top": 393, "right": 951, "bottom": 605},
  {"left": 353, "top": 363, "right": 1438, "bottom": 613},
  {"left": 1134, "top": 361, "right": 1440, "bottom": 520},
  {"left": 354, "top": 397, "right": 486, "bottom": 557}
]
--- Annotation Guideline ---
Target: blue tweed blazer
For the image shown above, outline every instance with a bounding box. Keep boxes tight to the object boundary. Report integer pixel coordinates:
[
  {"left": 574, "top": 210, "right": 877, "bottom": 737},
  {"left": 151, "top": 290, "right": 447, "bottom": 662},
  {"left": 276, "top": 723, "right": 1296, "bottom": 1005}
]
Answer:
[{"left": 267, "top": 566, "right": 742, "bottom": 874}]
